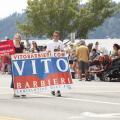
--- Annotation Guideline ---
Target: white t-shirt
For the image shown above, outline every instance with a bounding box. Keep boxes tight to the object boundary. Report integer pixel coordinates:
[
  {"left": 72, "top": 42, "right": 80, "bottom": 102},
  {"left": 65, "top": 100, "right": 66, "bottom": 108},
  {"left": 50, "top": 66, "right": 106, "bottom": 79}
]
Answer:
[{"left": 47, "top": 40, "right": 64, "bottom": 53}]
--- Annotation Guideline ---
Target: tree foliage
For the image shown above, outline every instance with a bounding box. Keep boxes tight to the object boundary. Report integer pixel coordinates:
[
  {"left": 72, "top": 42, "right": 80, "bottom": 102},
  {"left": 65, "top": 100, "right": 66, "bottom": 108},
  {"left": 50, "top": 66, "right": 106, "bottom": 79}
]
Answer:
[
  {"left": 18, "top": 0, "right": 118, "bottom": 39},
  {"left": 77, "top": 0, "right": 117, "bottom": 38}
]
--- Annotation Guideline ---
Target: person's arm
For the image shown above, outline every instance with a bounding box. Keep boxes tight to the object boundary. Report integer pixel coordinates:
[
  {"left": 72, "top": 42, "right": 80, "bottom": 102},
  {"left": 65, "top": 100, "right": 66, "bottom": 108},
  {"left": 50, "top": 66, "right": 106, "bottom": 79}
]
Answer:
[
  {"left": 60, "top": 42, "right": 65, "bottom": 52},
  {"left": 46, "top": 43, "right": 51, "bottom": 52},
  {"left": 76, "top": 48, "right": 79, "bottom": 58},
  {"left": 87, "top": 48, "right": 89, "bottom": 58}
]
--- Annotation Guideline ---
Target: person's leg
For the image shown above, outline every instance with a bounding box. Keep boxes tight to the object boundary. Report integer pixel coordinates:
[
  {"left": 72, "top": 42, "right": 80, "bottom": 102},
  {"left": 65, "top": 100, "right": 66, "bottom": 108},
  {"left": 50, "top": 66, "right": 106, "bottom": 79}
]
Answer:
[
  {"left": 79, "top": 70, "right": 82, "bottom": 80},
  {"left": 69, "top": 62, "right": 75, "bottom": 78},
  {"left": 1, "top": 63, "right": 6, "bottom": 74},
  {"left": 73, "top": 61, "right": 78, "bottom": 78},
  {"left": 7, "top": 64, "right": 11, "bottom": 74},
  {"left": 13, "top": 87, "right": 20, "bottom": 97},
  {"left": 75, "top": 62, "right": 80, "bottom": 79},
  {"left": 10, "top": 74, "right": 20, "bottom": 97},
  {"left": 71, "top": 72, "right": 75, "bottom": 79},
  {"left": 85, "top": 70, "right": 89, "bottom": 80},
  {"left": 78, "top": 61, "right": 84, "bottom": 80},
  {"left": 84, "top": 62, "right": 89, "bottom": 81}
]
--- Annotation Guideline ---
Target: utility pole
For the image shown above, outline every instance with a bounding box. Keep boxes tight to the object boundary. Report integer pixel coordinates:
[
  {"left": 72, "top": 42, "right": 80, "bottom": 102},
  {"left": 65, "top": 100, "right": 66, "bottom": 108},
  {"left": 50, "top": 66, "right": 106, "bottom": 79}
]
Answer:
[{"left": 70, "top": 32, "right": 75, "bottom": 43}]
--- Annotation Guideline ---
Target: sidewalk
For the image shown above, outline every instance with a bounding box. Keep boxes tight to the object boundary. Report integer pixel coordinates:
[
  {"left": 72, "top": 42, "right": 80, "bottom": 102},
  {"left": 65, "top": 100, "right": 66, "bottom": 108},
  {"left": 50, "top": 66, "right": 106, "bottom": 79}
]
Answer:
[{"left": 0, "top": 73, "right": 12, "bottom": 88}]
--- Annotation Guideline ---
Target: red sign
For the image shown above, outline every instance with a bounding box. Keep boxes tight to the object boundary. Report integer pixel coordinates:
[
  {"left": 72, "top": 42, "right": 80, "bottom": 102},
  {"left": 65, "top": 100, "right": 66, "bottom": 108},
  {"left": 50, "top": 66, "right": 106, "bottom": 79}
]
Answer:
[{"left": 0, "top": 40, "right": 15, "bottom": 55}]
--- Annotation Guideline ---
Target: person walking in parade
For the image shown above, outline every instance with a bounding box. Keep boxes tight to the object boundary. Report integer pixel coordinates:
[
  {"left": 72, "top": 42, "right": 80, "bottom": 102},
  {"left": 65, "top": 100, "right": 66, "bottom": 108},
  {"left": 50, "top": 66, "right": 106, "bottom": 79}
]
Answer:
[
  {"left": 11, "top": 33, "right": 26, "bottom": 97},
  {"left": 47, "top": 31, "right": 65, "bottom": 97}
]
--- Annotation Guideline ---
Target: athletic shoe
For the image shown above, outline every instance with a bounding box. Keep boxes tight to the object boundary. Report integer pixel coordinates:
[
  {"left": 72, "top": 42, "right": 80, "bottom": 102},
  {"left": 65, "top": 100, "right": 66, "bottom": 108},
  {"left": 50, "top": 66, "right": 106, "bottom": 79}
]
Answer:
[
  {"left": 13, "top": 94, "right": 20, "bottom": 97},
  {"left": 56, "top": 90, "right": 61, "bottom": 97},
  {"left": 21, "top": 95, "right": 26, "bottom": 97},
  {"left": 51, "top": 91, "right": 55, "bottom": 96}
]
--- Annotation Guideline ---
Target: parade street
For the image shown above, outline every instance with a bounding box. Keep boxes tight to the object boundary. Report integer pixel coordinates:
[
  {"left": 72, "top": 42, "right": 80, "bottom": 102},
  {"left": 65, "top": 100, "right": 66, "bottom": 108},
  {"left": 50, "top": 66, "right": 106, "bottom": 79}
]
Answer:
[{"left": 0, "top": 74, "right": 120, "bottom": 120}]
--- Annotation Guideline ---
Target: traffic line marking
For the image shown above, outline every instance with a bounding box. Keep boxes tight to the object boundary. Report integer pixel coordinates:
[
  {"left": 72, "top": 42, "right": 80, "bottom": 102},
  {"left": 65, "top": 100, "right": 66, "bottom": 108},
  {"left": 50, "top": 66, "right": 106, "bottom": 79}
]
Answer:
[
  {"left": 32, "top": 94, "right": 120, "bottom": 106},
  {"left": 62, "top": 97, "right": 120, "bottom": 106},
  {"left": 0, "top": 92, "right": 120, "bottom": 106},
  {"left": 69, "top": 112, "right": 120, "bottom": 119},
  {"left": 70, "top": 90, "right": 120, "bottom": 93}
]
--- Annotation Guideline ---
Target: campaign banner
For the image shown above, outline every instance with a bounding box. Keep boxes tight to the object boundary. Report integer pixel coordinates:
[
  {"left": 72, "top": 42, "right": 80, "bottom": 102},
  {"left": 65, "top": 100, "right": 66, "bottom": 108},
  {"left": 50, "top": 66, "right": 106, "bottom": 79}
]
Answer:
[
  {"left": 0, "top": 40, "right": 15, "bottom": 55},
  {"left": 11, "top": 52, "right": 72, "bottom": 95}
]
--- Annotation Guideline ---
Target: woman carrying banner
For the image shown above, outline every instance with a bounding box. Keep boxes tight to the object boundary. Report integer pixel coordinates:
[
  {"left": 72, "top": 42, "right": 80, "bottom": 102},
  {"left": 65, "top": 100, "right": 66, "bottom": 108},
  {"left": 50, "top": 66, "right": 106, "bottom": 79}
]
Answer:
[
  {"left": 47, "top": 31, "right": 65, "bottom": 97},
  {"left": 11, "top": 33, "right": 26, "bottom": 97}
]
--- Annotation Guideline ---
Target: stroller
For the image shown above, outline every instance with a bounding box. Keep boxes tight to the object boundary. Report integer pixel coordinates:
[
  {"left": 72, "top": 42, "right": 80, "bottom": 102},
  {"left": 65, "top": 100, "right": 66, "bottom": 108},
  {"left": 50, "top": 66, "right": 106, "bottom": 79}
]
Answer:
[
  {"left": 100, "top": 58, "right": 120, "bottom": 82},
  {"left": 89, "top": 55, "right": 112, "bottom": 81}
]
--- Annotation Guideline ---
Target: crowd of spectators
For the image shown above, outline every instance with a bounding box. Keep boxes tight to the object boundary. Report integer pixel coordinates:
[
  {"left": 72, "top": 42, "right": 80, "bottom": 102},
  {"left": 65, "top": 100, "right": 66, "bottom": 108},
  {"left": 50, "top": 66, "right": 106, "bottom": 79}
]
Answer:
[{"left": 0, "top": 33, "right": 120, "bottom": 82}]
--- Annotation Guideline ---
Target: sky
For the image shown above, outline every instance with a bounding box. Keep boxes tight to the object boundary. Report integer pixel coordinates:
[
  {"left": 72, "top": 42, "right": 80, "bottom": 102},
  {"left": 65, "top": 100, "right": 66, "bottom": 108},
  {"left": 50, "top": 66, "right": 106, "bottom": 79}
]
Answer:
[
  {"left": 0, "top": 0, "right": 120, "bottom": 19},
  {"left": 0, "top": 0, "right": 27, "bottom": 19}
]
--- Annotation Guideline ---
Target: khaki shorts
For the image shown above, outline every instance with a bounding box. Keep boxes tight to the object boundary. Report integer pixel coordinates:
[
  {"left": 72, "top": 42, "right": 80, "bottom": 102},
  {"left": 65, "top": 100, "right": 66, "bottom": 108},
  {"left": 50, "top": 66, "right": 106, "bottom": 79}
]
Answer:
[{"left": 78, "top": 60, "right": 88, "bottom": 72}]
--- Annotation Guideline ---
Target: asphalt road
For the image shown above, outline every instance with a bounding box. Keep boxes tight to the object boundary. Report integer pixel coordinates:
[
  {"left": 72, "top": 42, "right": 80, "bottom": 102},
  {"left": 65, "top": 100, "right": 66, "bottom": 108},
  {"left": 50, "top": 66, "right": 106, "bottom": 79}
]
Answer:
[{"left": 0, "top": 74, "right": 120, "bottom": 120}]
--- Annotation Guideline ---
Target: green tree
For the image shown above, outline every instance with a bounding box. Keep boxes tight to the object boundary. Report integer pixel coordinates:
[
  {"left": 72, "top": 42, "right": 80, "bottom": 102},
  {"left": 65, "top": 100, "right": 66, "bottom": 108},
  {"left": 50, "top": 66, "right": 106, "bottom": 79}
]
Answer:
[
  {"left": 20, "top": 0, "right": 80, "bottom": 39},
  {"left": 18, "top": 0, "right": 117, "bottom": 39},
  {"left": 76, "top": 0, "right": 116, "bottom": 38},
  {"left": 17, "top": 22, "right": 33, "bottom": 39}
]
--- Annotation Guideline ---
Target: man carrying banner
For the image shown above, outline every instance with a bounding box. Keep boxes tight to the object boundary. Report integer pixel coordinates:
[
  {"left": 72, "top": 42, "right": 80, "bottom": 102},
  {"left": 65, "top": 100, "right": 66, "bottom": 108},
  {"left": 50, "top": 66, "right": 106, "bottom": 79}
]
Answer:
[{"left": 47, "top": 31, "right": 65, "bottom": 97}]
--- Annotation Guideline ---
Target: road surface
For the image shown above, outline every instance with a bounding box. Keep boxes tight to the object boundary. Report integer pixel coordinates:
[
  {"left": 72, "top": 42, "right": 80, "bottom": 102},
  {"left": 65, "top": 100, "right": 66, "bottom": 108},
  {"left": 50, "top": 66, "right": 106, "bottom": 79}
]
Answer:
[{"left": 0, "top": 74, "right": 120, "bottom": 120}]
